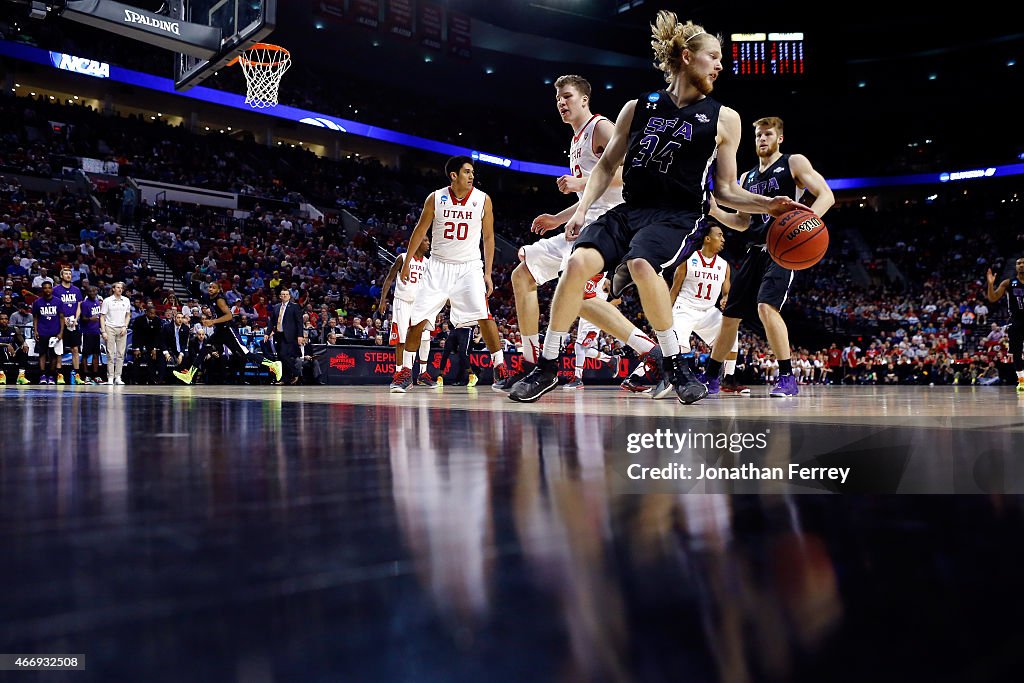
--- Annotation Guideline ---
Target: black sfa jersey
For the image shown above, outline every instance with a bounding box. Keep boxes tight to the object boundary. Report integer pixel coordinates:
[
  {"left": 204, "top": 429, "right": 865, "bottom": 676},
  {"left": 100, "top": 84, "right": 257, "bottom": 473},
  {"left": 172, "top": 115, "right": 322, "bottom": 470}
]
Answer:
[
  {"left": 622, "top": 91, "right": 722, "bottom": 212},
  {"left": 212, "top": 294, "right": 235, "bottom": 328},
  {"left": 1009, "top": 279, "right": 1024, "bottom": 322},
  {"left": 741, "top": 153, "right": 800, "bottom": 243}
]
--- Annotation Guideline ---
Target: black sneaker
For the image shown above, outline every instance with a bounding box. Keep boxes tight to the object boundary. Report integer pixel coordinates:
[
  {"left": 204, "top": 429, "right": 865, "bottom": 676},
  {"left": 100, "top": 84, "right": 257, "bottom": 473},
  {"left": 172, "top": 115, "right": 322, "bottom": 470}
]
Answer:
[
  {"left": 650, "top": 352, "right": 678, "bottom": 399},
  {"left": 493, "top": 362, "right": 533, "bottom": 393},
  {"left": 508, "top": 358, "right": 559, "bottom": 403},
  {"left": 670, "top": 354, "right": 707, "bottom": 405}
]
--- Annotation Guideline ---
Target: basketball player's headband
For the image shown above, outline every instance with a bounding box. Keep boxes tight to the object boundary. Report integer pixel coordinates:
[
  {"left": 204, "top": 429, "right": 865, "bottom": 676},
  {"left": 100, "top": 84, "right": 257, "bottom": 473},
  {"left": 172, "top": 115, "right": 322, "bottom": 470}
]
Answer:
[{"left": 684, "top": 30, "right": 706, "bottom": 44}]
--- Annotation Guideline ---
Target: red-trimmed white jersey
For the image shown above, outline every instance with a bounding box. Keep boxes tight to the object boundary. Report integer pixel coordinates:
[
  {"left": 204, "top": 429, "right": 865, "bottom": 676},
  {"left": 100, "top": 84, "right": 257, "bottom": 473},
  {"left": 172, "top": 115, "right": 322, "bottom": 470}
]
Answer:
[
  {"left": 582, "top": 274, "right": 609, "bottom": 301},
  {"left": 431, "top": 186, "right": 487, "bottom": 263},
  {"left": 569, "top": 114, "right": 624, "bottom": 221},
  {"left": 394, "top": 253, "right": 429, "bottom": 302},
  {"left": 674, "top": 250, "right": 726, "bottom": 311}
]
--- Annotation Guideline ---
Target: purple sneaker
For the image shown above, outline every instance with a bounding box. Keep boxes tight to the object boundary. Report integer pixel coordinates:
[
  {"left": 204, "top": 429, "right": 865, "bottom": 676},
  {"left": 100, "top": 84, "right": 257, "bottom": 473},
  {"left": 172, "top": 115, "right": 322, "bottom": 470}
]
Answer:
[
  {"left": 770, "top": 374, "right": 799, "bottom": 397},
  {"left": 698, "top": 372, "right": 720, "bottom": 395}
]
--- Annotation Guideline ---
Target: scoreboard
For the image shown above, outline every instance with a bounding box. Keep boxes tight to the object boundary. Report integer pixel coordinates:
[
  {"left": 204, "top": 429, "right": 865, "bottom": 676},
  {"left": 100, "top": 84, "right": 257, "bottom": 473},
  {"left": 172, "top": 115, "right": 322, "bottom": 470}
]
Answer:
[{"left": 730, "top": 33, "right": 805, "bottom": 77}]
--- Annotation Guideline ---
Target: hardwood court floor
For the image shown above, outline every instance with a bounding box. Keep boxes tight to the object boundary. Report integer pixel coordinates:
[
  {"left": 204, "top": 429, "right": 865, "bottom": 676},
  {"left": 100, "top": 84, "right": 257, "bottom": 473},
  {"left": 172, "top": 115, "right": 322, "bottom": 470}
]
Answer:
[{"left": 1, "top": 384, "right": 1023, "bottom": 681}]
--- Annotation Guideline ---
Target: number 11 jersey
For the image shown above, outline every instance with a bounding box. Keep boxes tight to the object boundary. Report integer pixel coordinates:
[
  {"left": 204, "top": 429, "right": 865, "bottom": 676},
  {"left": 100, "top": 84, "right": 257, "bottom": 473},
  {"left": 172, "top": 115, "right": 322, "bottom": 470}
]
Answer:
[{"left": 675, "top": 250, "right": 727, "bottom": 312}]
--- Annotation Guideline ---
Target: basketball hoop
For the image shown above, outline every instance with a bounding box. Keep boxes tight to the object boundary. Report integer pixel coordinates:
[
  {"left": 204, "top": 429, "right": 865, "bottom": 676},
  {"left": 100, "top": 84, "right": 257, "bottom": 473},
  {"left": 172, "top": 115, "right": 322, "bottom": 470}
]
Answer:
[{"left": 229, "top": 43, "right": 291, "bottom": 109}]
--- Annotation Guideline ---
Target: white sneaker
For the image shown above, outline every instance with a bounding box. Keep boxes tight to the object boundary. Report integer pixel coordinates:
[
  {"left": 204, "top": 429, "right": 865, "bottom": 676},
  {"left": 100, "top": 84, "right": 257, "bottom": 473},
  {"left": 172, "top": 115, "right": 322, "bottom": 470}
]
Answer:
[
  {"left": 114, "top": 377, "right": 125, "bottom": 385},
  {"left": 104, "top": 378, "right": 114, "bottom": 385}
]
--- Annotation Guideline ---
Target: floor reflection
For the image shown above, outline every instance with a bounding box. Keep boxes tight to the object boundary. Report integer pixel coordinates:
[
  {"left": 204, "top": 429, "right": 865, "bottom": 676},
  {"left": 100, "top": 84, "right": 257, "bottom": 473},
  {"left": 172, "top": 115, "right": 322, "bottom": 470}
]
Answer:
[{"left": 0, "top": 393, "right": 1022, "bottom": 681}]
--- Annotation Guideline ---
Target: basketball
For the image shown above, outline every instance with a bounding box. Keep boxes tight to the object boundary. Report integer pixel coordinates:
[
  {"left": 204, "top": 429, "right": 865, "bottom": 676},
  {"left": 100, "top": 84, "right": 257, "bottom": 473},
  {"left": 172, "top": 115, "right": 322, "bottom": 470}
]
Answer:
[{"left": 766, "top": 209, "right": 829, "bottom": 270}]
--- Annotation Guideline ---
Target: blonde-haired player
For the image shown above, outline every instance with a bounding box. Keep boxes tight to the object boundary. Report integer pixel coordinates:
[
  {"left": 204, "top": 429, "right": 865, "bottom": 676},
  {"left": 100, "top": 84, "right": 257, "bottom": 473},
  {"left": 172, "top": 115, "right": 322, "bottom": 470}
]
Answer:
[{"left": 509, "top": 12, "right": 805, "bottom": 404}]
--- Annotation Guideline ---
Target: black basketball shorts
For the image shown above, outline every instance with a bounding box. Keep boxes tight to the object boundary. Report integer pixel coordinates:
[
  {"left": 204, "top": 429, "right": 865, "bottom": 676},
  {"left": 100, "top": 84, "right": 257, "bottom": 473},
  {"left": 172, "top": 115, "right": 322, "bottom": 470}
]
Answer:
[
  {"left": 572, "top": 205, "right": 705, "bottom": 279},
  {"left": 82, "top": 332, "right": 101, "bottom": 356},
  {"left": 1008, "top": 322, "right": 1024, "bottom": 355},
  {"left": 36, "top": 335, "right": 57, "bottom": 360},
  {"left": 62, "top": 328, "right": 82, "bottom": 349},
  {"left": 722, "top": 246, "right": 795, "bottom": 321}
]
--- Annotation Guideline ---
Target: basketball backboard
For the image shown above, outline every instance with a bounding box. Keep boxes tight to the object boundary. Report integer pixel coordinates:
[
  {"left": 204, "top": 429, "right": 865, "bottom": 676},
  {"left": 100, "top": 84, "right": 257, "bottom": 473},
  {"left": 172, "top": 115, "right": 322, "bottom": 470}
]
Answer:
[{"left": 172, "top": 0, "right": 276, "bottom": 91}]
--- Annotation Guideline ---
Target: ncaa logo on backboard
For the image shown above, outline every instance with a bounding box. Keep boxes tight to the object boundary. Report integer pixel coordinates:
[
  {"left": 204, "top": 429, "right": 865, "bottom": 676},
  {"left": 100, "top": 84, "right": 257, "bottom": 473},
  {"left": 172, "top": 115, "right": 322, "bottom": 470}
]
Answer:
[{"left": 330, "top": 353, "right": 356, "bottom": 372}]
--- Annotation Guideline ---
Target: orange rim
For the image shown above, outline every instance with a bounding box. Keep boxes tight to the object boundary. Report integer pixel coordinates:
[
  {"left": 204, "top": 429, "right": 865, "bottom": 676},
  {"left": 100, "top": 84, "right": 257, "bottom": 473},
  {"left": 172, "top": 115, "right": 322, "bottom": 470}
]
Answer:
[{"left": 227, "top": 43, "right": 290, "bottom": 68}]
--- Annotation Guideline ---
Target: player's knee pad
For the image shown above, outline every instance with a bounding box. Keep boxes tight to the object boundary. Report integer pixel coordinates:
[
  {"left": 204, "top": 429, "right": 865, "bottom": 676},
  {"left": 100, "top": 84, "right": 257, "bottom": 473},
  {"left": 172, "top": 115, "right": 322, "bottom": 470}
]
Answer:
[{"left": 611, "top": 262, "right": 635, "bottom": 299}]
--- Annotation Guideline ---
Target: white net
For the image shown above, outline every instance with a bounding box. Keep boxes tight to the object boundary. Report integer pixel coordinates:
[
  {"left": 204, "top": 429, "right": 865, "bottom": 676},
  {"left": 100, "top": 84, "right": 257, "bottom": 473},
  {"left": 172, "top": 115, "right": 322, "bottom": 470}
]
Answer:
[{"left": 237, "top": 44, "right": 291, "bottom": 109}]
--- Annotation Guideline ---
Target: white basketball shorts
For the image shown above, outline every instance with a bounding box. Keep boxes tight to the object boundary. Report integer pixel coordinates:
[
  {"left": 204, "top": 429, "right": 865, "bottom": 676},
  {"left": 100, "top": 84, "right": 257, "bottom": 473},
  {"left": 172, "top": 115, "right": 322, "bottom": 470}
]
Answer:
[
  {"left": 672, "top": 304, "right": 738, "bottom": 354},
  {"left": 409, "top": 259, "right": 490, "bottom": 329}
]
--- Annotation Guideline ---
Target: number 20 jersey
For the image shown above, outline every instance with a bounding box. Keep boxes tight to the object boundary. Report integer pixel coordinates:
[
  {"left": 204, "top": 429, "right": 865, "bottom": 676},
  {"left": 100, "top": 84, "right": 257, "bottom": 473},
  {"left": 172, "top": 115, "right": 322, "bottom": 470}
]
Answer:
[
  {"left": 431, "top": 186, "right": 488, "bottom": 264},
  {"left": 622, "top": 91, "right": 722, "bottom": 212}
]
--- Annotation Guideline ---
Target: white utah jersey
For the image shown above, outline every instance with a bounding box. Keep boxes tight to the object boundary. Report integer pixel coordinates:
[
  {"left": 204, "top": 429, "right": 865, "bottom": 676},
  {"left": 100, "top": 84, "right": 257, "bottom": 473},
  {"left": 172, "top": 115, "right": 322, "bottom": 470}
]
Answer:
[
  {"left": 431, "top": 186, "right": 487, "bottom": 263},
  {"left": 393, "top": 253, "right": 429, "bottom": 302},
  {"left": 569, "top": 114, "right": 624, "bottom": 219},
  {"left": 675, "top": 250, "right": 727, "bottom": 311}
]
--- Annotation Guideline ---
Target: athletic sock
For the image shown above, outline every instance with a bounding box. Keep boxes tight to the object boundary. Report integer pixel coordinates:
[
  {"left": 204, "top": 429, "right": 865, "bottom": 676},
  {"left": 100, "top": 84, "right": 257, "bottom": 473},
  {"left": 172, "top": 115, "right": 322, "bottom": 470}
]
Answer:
[
  {"left": 625, "top": 329, "right": 656, "bottom": 354},
  {"left": 779, "top": 359, "right": 792, "bottom": 375},
  {"left": 491, "top": 349, "right": 505, "bottom": 368},
  {"left": 522, "top": 334, "right": 540, "bottom": 364},
  {"left": 403, "top": 351, "right": 415, "bottom": 369},
  {"left": 418, "top": 335, "right": 431, "bottom": 365},
  {"left": 706, "top": 358, "right": 723, "bottom": 378},
  {"left": 655, "top": 328, "right": 680, "bottom": 358},
  {"left": 542, "top": 329, "right": 568, "bottom": 361},
  {"left": 574, "top": 343, "right": 587, "bottom": 378},
  {"left": 724, "top": 359, "right": 736, "bottom": 376}
]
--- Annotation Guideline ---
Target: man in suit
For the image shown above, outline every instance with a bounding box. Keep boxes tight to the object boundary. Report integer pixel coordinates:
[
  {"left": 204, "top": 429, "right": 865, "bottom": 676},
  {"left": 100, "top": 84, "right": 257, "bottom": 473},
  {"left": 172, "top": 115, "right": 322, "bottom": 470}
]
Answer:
[
  {"left": 270, "top": 288, "right": 305, "bottom": 384},
  {"left": 163, "top": 311, "right": 193, "bottom": 383}
]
